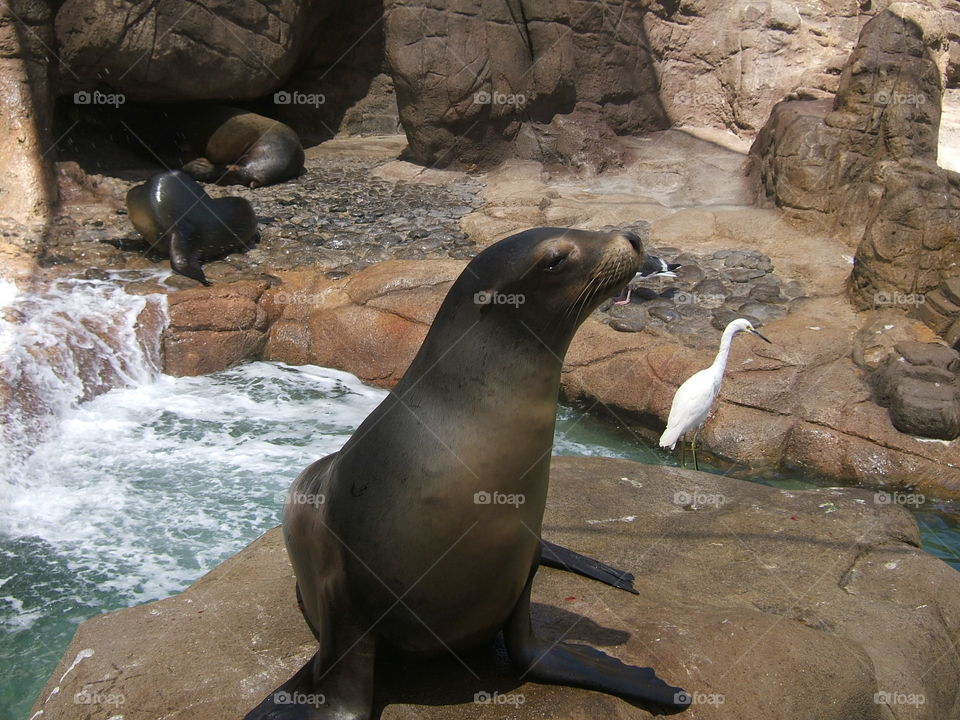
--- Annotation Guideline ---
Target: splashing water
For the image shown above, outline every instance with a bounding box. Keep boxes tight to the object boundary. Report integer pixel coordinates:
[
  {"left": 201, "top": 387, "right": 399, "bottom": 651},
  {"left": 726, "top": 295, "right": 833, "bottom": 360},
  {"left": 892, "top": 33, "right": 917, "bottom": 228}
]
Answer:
[{"left": 0, "top": 274, "right": 166, "bottom": 474}]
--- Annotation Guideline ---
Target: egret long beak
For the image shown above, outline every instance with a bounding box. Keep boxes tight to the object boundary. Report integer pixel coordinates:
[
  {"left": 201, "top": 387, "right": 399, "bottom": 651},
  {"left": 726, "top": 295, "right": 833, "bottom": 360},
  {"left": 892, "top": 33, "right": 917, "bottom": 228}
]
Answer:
[{"left": 749, "top": 328, "right": 772, "bottom": 343}]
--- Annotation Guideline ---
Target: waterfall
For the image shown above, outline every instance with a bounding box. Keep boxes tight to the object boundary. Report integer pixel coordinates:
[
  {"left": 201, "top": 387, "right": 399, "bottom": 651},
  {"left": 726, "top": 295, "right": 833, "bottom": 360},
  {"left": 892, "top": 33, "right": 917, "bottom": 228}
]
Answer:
[{"left": 0, "top": 274, "right": 168, "bottom": 480}]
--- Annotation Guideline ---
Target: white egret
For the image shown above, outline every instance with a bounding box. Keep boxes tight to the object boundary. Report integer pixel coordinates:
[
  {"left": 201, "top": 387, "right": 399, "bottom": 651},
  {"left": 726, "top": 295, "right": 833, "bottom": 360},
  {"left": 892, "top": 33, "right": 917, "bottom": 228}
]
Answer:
[{"left": 659, "top": 317, "right": 771, "bottom": 470}]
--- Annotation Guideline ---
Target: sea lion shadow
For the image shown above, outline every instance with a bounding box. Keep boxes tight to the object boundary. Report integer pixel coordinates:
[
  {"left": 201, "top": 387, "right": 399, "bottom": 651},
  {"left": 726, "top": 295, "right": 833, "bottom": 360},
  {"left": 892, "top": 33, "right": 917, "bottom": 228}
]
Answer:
[{"left": 371, "top": 603, "right": 683, "bottom": 716}]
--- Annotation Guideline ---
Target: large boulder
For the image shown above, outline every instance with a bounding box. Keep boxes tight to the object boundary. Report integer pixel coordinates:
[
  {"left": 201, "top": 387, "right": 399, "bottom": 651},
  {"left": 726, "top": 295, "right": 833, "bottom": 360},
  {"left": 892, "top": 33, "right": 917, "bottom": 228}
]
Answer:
[
  {"left": 383, "top": 0, "right": 667, "bottom": 169},
  {"left": 750, "top": 9, "right": 960, "bottom": 318},
  {"left": 29, "top": 457, "right": 960, "bottom": 719},
  {"left": 870, "top": 341, "right": 960, "bottom": 440},
  {"left": 53, "top": 0, "right": 336, "bottom": 101}
]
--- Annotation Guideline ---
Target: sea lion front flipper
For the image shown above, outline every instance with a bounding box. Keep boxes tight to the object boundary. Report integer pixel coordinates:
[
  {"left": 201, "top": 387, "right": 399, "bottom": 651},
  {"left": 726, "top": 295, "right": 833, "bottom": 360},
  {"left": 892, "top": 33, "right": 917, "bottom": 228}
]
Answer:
[
  {"left": 168, "top": 224, "right": 211, "bottom": 286},
  {"left": 539, "top": 540, "right": 638, "bottom": 594},
  {"left": 243, "top": 622, "right": 376, "bottom": 720},
  {"left": 503, "top": 566, "right": 690, "bottom": 710}
]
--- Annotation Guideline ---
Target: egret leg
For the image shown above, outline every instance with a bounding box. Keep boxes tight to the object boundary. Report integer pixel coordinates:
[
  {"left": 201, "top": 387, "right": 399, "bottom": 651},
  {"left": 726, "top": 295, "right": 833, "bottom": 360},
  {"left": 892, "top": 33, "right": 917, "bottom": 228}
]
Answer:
[
  {"left": 678, "top": 440, "right": 685, "bottom": 468},
  {"left": 692, "top": 434, "right": 699, "bottom": 471}
]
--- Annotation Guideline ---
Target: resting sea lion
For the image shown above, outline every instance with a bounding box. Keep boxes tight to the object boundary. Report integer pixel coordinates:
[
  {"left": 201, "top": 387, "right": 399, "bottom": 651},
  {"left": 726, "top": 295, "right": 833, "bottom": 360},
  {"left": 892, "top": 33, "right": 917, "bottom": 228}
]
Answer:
[
  {"left": 177, "top": 105, "right": 304, "bottom": 188},
  {"left": 126, "top": 170, "right": 258, "bottom": 285}
]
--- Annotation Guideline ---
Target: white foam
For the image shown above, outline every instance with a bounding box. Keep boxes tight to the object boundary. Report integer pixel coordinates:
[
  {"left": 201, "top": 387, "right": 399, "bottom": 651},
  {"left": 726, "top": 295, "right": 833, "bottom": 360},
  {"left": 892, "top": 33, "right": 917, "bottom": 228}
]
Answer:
[{"left": 1, "top": 362, "right": 387, "bottom": 618}]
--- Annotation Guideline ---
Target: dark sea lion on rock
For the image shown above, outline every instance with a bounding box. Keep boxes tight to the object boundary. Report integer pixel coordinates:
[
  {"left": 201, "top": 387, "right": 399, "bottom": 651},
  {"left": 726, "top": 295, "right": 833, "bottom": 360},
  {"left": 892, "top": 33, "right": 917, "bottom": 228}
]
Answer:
[
  {"left": 176, "top": 105, "right": 305, "bottom": 188},
  {"left": 126, "top": 170, "right": 258, "bottom": 286},
  {"left": 245, "top": 227, "right": 690, "bottom": 719}
]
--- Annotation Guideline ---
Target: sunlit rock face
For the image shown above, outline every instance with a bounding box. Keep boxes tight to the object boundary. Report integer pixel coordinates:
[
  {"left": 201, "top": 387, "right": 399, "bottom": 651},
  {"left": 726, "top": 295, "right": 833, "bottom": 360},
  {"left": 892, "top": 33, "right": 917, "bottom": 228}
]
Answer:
[{"left": 751, "top": 11, "right": 960, "bottom": 324}]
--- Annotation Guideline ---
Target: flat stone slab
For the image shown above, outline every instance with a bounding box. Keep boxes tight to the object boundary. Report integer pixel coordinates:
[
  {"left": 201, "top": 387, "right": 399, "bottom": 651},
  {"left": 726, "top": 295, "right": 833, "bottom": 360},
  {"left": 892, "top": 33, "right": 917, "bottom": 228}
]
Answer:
[{"left": 30, "top": 457, "right": 960, "bottom": 720}]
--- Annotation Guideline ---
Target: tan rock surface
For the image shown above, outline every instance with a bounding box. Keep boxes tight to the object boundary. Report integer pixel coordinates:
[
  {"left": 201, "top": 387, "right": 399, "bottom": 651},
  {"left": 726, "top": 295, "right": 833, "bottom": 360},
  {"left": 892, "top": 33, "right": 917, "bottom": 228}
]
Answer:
[{"left": 30, "top": 457, "right": 960, "bottom": 720}]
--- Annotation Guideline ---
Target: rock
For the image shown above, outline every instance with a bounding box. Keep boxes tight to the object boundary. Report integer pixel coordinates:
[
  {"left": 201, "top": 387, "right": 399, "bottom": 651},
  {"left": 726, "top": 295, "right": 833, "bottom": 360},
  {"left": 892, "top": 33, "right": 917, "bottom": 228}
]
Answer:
[
  {"left": 29, "top": 457, "right": 960, "bottom": 720},
  {"left": 894, "top": 341, "right": 960, "bottom": 372},
  {"left": 162, "top": 280, "right": 271, "bottom": 376},
  {"left": 0, "top": 0, "right": 58, "bottom": 226},
  {"left": 750, "top": 10, "right": 960, "bottom": 317},
  {"left": 888, "top": 376, "right": 960, "bottom": 440},
  {"left": 645, "top": 1, "right": 960, "bottom": 138},
  {"left": 608, "top": 318, "right": 646, "bottom": 333},
  {"left": 54, "top": 0, "right": 334, "bottom": 101},
  {"left": 870, "top": 342, "right": 960, "bottom": 440},
  {"left": 384, "top": 0, "right": 666, "bottom": 168}
]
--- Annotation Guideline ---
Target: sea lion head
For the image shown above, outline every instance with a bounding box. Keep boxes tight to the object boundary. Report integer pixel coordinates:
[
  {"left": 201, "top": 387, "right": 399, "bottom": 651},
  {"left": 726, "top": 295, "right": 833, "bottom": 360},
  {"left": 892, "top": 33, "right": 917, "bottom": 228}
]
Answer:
[{"left": 434, "top": 227, "right": 643, "bottom": 355}]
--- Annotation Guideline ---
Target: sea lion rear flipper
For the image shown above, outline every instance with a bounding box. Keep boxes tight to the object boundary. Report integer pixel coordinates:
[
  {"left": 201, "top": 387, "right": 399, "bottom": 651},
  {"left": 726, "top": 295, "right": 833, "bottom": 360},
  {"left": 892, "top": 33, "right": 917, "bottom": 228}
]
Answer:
[
  {"left": 168, "top": 225, "right": 211, "bottom": 286},
  {"left": 503, "top": 565, "right": 690, "bottom": 710},
  {"left": 539, "top": 539, "right": 638, "bottom": 594},
  {"left": 182, "top": 157, "right": 223, "bottom": 182}
]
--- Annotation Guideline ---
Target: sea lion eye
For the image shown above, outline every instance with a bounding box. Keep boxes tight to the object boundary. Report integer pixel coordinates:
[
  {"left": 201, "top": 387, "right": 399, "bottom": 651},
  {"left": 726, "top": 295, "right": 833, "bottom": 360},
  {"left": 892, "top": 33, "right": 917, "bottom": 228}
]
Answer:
[{"left": 542, "top": 252, "right": 569, "bottom": 272}]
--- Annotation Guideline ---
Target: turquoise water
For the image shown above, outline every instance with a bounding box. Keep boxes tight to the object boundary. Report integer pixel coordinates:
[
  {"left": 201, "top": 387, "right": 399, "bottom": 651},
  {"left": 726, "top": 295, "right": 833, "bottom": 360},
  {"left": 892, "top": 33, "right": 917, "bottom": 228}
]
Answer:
[{"left": 1, "top": 362, "right": 958, "bottom": 719}]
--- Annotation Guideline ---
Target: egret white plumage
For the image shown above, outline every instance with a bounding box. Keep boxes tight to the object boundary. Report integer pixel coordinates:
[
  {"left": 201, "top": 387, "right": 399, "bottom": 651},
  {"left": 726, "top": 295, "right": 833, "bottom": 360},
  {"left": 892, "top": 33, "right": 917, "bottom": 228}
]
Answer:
[
  {"left": 659, "top": 317, "right": 771, "bottom": 469},
  {"left": 614, "top": 254, "right": 681, "bottom": 305}
]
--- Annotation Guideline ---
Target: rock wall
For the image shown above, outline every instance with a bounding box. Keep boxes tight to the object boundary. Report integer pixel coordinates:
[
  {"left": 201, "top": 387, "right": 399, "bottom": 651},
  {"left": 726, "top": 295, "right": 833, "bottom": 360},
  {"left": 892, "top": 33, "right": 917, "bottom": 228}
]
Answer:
[
  {"left": 750, "top": 10, "right": 960, "bottom": 319},
  {"left": 0, "top": 0, "right": 57, "bottom": 227},
  {"left": 643, "top": 0, "right": 958, "bottom": 135},
  {"left": 384, "top": 0, "right": 668, "bottom": 169},
  {"left": 29, "top": 458, "right": 960, "bottom": 720},
  {"left": 53, "top": 0, "right": 334, "bottom": 102}
]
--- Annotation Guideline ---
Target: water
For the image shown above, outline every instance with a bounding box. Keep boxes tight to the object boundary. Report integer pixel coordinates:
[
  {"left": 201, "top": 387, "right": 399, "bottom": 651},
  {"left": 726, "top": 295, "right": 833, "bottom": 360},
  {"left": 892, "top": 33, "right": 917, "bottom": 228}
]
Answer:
[{"left": 0, "top": 284, "right": 958, "bottom": 720}]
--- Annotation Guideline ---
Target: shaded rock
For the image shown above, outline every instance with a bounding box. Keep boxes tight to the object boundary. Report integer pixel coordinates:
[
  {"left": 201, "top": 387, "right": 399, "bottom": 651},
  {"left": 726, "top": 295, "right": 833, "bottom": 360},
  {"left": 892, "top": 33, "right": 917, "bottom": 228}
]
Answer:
[
  {"left": 29, "top": 457, "right": 960, "bottom": 720},
  {"left": 54, "top": 0, "right": 332, "bottom": 101},
  {"left": 894, "top": 341, "right": 960, "bottom": 372},
  {"left": 888, "top": 376, "right": 960, "bottom": 440},
  {"left": 0, "top": 0, "right": 58, "bottom": 226},
  {"left": 384, "top": 0, "right": 667, "bottom": 168},
  {"left": 870, "top": 343, "right": 960, "bottom": 440}
]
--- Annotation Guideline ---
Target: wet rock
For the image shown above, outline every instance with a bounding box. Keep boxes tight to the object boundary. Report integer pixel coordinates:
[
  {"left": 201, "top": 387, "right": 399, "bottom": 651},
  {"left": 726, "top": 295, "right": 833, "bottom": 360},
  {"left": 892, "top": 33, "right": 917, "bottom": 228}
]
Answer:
[
  {"left": 609, "top": 318, "right": 646, "bottom": 333},
  {"left": 648, "top": 306, "right": 682, "bottom": 324},
  {"left": 723, "top": 268, "right": 766, "bottom": 283}
]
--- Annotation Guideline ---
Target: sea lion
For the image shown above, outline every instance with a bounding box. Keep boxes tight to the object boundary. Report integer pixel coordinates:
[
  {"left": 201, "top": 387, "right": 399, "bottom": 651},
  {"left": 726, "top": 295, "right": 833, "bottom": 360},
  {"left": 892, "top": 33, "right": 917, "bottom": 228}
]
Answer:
[
  {"left": 125, "top": 170, "right": 259, "bottom": 286},
  {"left": 176, "top": 105, "right": 305, "bottom": 188},
  {"left": 245, "top": 227, "right": 690, "bottom": 719}
]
